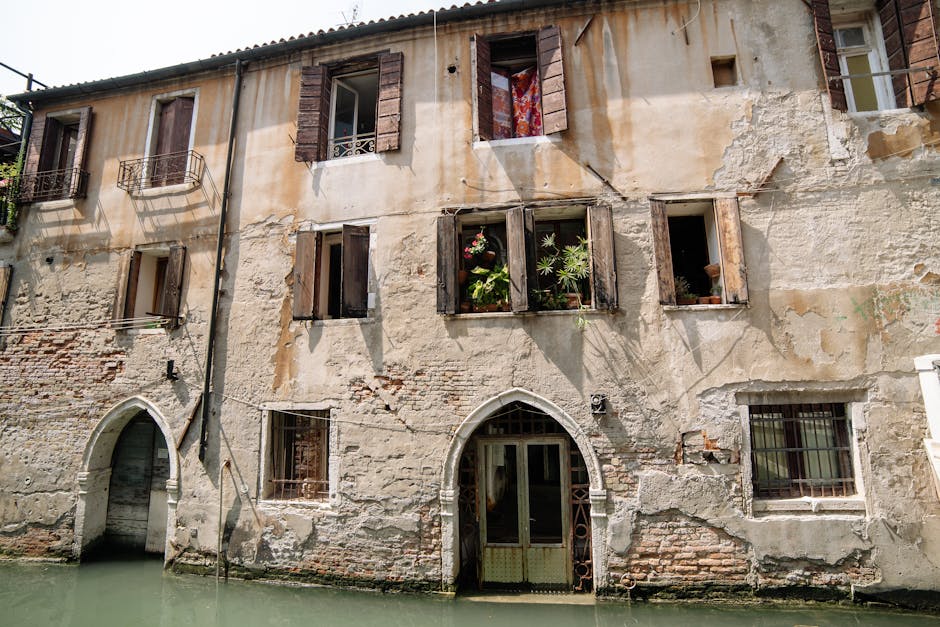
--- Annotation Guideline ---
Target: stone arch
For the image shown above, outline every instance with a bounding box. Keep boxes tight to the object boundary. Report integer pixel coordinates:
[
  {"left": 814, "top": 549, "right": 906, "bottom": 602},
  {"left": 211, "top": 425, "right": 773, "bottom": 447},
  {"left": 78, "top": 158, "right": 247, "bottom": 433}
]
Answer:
[
  {"left": 439, "top": 387, "right": 608, "bottom": 591},
  {"left": 74, "top": 396, "right": 180, "bottom": 562}
]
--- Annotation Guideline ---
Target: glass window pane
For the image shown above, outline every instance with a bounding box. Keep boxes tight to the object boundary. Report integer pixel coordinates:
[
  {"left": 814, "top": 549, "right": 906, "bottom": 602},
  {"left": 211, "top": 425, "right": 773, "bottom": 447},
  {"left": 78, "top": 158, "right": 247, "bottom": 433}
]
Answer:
[
  {"left": 485, "top": 443, "right": 519, "bottom": 544},
  {"left": 527, "top": 444, "right": 563, "bottom": 543},
  {"left": 333, "top": 84, "right": 356, "bottom": 139},
  {"left": 845, "top": 54, "right": 879, "bottom": 112},
  {"left": 836, "top": 27, "right": 866, "bottom": 49}
]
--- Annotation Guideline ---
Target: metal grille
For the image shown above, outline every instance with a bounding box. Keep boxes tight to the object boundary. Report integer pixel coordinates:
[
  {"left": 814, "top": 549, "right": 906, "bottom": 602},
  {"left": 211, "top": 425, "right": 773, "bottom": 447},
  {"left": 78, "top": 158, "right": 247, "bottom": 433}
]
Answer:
[
  {"left": 749, "top": 403, "right": 854, "bottom": 498},
  {"left": 329, "top": 132, "right": 376, "bottom": 159},
  {"left": 117, "top": 150, "right": 204, "bottom": 192},
  {"left": 570, "top": 447, "right": 593, "bottom": 592},
  {"left": 15, "top": 168, "right": 89, "bottom": 202},
  {"left": 270, "top": 409, "right": 329, "bottom": 500},
  {"left": 481, "top": 402, "right": 568, "bottom": 436}
]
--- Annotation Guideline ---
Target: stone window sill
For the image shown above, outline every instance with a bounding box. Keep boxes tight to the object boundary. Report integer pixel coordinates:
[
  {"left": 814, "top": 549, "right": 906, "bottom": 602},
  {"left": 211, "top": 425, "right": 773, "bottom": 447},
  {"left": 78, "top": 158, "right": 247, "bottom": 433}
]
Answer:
[
  {"left": 311, "top": 317, "right": 375, "bottom": 327},
  {"left": 258, "top": 498, "right": 336, "bottom": 513},
  {"left": 752, "top": 496, "right": 866, "bottom": 516},
  {"left": 472, "top": 134, "right": 560, "bottom": 149},
  {"left": 663, "top": 303, "right": 748, "bottom": 312},
  {"left": 446, "top": 309, "right": 607, "bottom": 320}
]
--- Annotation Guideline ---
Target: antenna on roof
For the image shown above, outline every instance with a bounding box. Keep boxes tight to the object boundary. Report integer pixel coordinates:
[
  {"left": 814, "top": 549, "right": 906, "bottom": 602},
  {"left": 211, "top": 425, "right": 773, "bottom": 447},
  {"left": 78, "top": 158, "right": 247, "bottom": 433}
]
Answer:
[{"left": 339, "top": 1, "right": 363, "bottom": 27}]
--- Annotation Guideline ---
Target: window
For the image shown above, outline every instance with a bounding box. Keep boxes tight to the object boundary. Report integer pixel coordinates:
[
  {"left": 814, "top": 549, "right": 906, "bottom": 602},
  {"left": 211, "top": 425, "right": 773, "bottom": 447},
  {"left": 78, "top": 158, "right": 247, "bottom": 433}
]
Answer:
[
  {"left": 267, "top": 409, "right": 330, "bottom": 501},
  {"left": 749, "top": 403, "right": 855, "bottom": 499},
  {"left": 812, "top": 0, "right": 940, "bottom": 111},
  {"left": 295, "top": 52, "right": 403, "bottom": 162},
  {"left": 148, "top": 95, "right": 195, "bottom": 186},
  {"left": 292, "top": 225, "right": 371, "bottom": 320},
  {"left": 437, "top": 203, "right": 617, "bottom": 314},
  {"left": 472, "top": 26, "right": 568, "bottom": 141},
  {"left": 650, "top": 196, "right": 747, "bottom": 306},
  {"left": 711, "top": 57, "right": 737, "bottom": 88},
  {"left": 113, "top": 245, "right": 186, "bottom": 324},
  {"left": 20, "top": 107, "right": 92, "bottom": 202}
]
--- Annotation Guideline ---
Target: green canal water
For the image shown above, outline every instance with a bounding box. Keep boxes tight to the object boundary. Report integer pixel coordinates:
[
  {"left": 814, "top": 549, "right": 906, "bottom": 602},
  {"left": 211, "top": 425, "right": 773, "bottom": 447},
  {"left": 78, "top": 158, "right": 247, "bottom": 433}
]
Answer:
[{"left": 0, "top": 559, "right": 936, "bottom": 627}]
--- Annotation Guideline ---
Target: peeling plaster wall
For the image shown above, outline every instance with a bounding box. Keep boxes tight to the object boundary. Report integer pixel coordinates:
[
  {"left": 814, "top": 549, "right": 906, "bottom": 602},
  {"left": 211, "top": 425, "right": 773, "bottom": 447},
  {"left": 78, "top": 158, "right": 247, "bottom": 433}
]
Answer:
[{"left": 1, "top": 0, "right": 939, "bottom": 603}]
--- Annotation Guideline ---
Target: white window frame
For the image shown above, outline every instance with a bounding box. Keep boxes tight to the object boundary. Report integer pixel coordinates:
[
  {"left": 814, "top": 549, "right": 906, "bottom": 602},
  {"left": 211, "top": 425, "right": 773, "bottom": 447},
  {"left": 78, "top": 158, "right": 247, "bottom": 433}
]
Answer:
[
  {"left": 327, "top": 69, "right": 378, "bottom": 160},
  {"left": 141, "top": 87, "right": 199, "bottom": 189},
  {"left": 833, "top": 18, "right": 896, "bottom": 112}
]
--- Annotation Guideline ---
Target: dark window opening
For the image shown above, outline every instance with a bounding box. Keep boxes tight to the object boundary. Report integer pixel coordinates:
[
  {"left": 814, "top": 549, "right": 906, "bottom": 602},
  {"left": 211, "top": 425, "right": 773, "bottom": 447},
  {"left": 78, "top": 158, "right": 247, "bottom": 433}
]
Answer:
[
  {"left": 118, "top": 245, "right": 186, "bottom": 324},
  {"left": 291, "top": 225, "right": 370, "bottom": 321},
  {"left": 459, "top": 220, "right": 509, "bottom": 313},
  {"left": 490, "top": 35, "right": 542, "bottom": 139},
  {"left": 711, "top": 57, "right": 737, "bottom": 88},
  {"left": 534, "top": 218, "right": 589, "bottom": 310},
  {"left": 327, "top": 242, "right": 343, "bottom": 318},
  {"left": 270, "top": 410, "right": 330, "bottom": 501},
  {"left": 668, "top": 215, "right": 712, "bottom": 299}
]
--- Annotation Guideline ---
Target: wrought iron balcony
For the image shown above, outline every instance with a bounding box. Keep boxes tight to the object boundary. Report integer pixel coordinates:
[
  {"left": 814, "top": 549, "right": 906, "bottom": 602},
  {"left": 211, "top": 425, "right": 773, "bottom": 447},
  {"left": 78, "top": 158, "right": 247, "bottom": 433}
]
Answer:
[
  {"left": 329, "top": 132, "right": 376, "bottom": 159},
  {"left": 14, "top": 168, "right": 89, "bottom": 203},
  {"left": 117, "top": 150, "right": 205, "bottom": 192}
]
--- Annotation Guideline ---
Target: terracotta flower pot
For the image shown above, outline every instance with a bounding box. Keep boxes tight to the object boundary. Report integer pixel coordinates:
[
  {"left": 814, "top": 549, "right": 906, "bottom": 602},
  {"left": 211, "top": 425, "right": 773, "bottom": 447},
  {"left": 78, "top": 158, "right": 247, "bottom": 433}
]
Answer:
[
  {"left": 458, "top": 270, "right": 469, "bottom": 285},
  {"left": 697, "top": 296, "right": 710, "bottom": 305},
  {"left": 677, "top": 297, "right": 697, "bottom": 306},
  {"left": 704, "top": 263, "right": 721, "bottom": 279},
  {"left": 708, "top": 295, "right": 721, "bottom": 305}
]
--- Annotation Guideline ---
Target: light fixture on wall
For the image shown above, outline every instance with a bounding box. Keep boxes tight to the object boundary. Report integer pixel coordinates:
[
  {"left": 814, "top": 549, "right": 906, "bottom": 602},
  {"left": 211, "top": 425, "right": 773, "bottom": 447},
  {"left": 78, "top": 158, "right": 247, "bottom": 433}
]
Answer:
[{"left": 591, "top": 393, "right": 608, "bottom": 415}]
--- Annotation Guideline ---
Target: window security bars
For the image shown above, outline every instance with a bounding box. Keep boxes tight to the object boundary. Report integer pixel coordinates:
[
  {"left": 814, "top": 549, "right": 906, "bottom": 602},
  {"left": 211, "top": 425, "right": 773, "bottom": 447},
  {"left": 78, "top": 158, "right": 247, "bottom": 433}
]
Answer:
[
  {"left": 750, "top": 403, "right": 854, "bottom": 498},
  {"left": 329, "top": 132, "right": 375, "bottom": 159},
  {"left": 117, "top": 150, "right": 205, "bottom": 192},
  {"left": 271, "top": 410, "right": 329, "bottom": 500},
  {"left": 15, "top": 168, "right": 89, "bottom": 202}
]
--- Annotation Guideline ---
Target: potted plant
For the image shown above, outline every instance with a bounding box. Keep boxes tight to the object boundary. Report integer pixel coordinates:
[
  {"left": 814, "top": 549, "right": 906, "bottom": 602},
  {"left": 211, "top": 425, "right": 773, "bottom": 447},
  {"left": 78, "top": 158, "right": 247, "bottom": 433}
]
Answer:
[
  {"left": 468, "top": 263, "right": 510, "bottom": 311},
  {"left": 464, "top": 230, "right": 497, "bottom": 268},
  {"left": 535, "top": 234, "right": 590, "bottom": 310},
  {"left": 708, "top": 283, "right": 722, "bottom": 305},
  {"left": 675, "top": 276, "right": 697, "bottom": 305}
]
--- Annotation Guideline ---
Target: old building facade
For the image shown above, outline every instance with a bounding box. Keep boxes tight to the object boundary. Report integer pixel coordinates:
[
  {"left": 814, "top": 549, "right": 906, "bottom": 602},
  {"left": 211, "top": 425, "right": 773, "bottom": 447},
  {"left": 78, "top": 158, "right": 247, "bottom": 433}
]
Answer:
[{"left": 2, "top": 0, "right": 940, "bottom": 606}]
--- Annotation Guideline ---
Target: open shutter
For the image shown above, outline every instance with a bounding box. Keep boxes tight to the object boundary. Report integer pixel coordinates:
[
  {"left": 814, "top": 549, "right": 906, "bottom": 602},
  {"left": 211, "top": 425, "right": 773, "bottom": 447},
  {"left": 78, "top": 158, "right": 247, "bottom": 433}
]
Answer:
[
  {"left": 341, "top": 224, "right": 370, "bottom": 318},
  {"left": 588, "top": 203, "right": 618, "bottom": 311},
  {"left": 295, "top": 65, "right": 331, "bottom": 162},
  {"left": 507, "top": 206, "right": 534, "bottom": 313},
  {"left": 538, "top": 25, "right": 569, "bottom": 134},
  {"left": 714, "top": 198, "right": 748, "bottom": 304},
  {"left": 0, "top": 264, "right": 12, "bottom": 325},
  {"left": 472, "top": 35, "right": 493, "bottom": 141},
  {"left": 123, "top": 250, "right": 143, "bottom": 319},
  {"left": 73, "top": 106, "right": 93, "bottom": 173},
  {"left": 293, "top": 230, "right": 321, "bottom": 320},
  {"left": 161, "top": 245, "right": 186, "bottom": 322},
  {"left": 811, "top": 1, "right": 848, "bottom": 112},
  {"left": 650, "top": 199, "right": 676, "bottom": 305},
  {"left": 437, "top": 214, "right": 458, "bottom": 314},
  {"left": 877, "top": 0, "right": 940, "bottom": 107},
  {"left": 19, "top": 112, "right": 47, "bottom": 202},
  {"left": 377, "top": 52, "right": 404, "bottom": 152}
]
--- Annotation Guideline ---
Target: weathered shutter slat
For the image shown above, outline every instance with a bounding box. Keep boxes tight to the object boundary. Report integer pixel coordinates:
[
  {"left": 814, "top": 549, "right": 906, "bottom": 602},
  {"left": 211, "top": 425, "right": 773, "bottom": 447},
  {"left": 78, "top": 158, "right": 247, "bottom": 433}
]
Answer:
[
  {"left": 649, "top": 199, "right": 676, "bottom": 306},
  {"left": 538, "top": 25, "right": 569, "bottom": 134},
  {"left": 341, "top": 224, "right": 370, "bottom": 318},
  {"left": 714, "top": 197, "right": 748, "bottom": 304},
  {"left": 900, "top": 0, "right": 940, "bottom": 105},
  {"left": 507, "top": 206, "right": 530, "bottom": 313},
  {"left": 73, "top": 106, "right": 93, "bottom": 174},
  {"left": 162, "top": 244, "right": 186, "bottom": 323},
  {"left": 878, "top": 0, "right": 911, "bottom": 106},
  {"left": 811, "top": 0, "right": 848, "bottom": 112},
  {"left": 376, "top": 52, "right": 403, "bottom": 153},
  {"left": 123, "top": 250, "right": 143, "bottom": 319},
  {"left": 295, "top": 65, "right": 331, "bottom": 162},
  {"left": 436, "top": 214, "right": 458, "bottom": 314},
  {"left": 588, "top": 203, "right": 618, "bottom": 311},
  {"left": 0, "top": 264, "right": 13, "bottom": 326},
  {"left": 20, "top": 112, "right": 46, "bottom": 202},
  {"left": 293, "top": 231, "right": 321, "bottom": 320},
  {"left": 473, "top": 35, "right": 493, "bottom": 141}
]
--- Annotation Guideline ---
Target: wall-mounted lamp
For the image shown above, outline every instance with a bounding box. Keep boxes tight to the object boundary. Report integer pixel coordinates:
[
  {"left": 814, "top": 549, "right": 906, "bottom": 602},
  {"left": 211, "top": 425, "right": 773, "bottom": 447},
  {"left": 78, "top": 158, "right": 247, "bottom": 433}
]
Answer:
[
  {"left": 166, "top": 360, "right": 180, "bottom": 381},
  {"left": 591, "top": 393, "right": 608, "bottom": 415}
]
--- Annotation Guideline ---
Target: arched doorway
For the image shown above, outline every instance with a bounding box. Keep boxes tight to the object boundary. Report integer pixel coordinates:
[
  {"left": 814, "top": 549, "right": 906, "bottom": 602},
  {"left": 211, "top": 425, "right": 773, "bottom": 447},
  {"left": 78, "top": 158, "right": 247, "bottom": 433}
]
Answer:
[
  {"left": 74, "top": 397, "right": 179, "bottom": 561},
  {"left": 441, "top": 389, "right": 607, "bottom": 593}
]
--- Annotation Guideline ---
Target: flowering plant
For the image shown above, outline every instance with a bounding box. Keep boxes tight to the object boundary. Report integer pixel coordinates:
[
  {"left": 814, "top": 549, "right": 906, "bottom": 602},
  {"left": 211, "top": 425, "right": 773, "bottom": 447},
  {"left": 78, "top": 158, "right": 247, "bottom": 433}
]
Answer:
[{"left": 463, "top": 231, "right": 487, "bottom": 259}]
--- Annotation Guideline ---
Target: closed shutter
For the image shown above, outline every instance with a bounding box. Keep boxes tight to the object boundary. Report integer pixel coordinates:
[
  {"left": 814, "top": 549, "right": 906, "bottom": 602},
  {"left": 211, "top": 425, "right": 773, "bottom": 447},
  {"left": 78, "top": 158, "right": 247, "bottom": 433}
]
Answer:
[
  {"left": 650, "top": 199, "right": 676, "bottom": 305},
  {"left": 293, "top": 230, "right": 321, "bottom": 320},
  {"left": 341, "top": 224, "right": 370, "bottom": 318},
  {"left": 877, "top": 0, "right": 940, "bottom": 107},
  {"left": 538, "top": 25, "right": 569, "bottom": 134},
  {"left": 376, "top": 52, "right": 404, "bottom": 152},
  {"left": 714, "top": 198, "right": 748, "bottom": 304},
  {"left": 0, "top": 264, "right": 12, "bottom": 325},
  {"left": 19, "top": 113, "right": 47, "bottom": 202},
  {"left": 295, "top": 65, "right": 331, "bottom": 162},
  {"left": 588, "top": 203, "right": 618, "bottom": 311},
  {"left": 507, "top": 206, "right": 533, "bottom": 313},
  {"left": 162, "top": 244, "right": 186, "bottom": 322},
  {"left": 437, "top": 214, "right": 458, "bottom": 314},
  {"left": 123, "top": 250, "right": 143, "bottom": 319},
  {"left": 811, "top": 1, "right": 848, "bottom": 112},
  {"left": 472, "top": 35, "right": 493, "bottom": 141}
]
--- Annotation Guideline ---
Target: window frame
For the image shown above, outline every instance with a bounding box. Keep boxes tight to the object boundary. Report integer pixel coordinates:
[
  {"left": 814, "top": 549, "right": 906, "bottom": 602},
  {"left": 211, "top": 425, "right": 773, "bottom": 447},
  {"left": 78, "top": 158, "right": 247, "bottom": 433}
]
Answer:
[
  {"left": 20, "top": 106, "right": 92, "bottom": 203},
  {"left": 112, "top": 243, "right": 186, "bottom": 328},
  {"left": 833, "top": 18, "right": 896, "bottom": 112},
  {"left": 143, "top": 88, "right": 198, "bottom": 188},
  {"left": 327, "top": 69, "right": 379, "bottom": 159},
  {"left": 259, "top": 403, "right": 338, "bottom": 505}
]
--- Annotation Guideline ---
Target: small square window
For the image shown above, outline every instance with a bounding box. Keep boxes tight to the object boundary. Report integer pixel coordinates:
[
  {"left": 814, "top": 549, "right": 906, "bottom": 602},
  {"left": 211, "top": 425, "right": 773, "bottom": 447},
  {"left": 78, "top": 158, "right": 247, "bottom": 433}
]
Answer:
[
  {"left": 292, "top": 225, "right": 371, "bottom": 320},
  {"left": 268, "top": 409, "right": 330, "bottom": 501},
  {"left": 116, "top": 245, "right": 186, "bottom": 324},
  {"left": 711, "top": 57, "right": 737, "bottom": 88}
]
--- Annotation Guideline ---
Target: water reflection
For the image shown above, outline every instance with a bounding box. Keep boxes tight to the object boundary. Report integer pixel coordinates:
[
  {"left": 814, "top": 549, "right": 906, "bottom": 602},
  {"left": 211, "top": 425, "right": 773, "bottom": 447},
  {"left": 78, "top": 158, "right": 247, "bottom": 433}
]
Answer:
[{"left": 0, "top": 559, "right": 935, "bottom": 627}]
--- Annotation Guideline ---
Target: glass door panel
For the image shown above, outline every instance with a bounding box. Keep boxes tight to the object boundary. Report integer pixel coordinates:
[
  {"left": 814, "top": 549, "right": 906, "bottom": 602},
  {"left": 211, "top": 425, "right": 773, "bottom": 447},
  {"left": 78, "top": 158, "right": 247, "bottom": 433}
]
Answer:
[
  {"left": 484, "top": 443, "right": 519, "bottom": 544},
  {"left": 527, "top": 443, "right": 563, "bottom": 543}
]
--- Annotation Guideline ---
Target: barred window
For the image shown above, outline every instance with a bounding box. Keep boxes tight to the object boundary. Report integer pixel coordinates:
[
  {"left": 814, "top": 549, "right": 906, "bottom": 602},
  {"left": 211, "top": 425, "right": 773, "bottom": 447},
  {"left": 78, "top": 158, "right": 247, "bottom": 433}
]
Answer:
[
  {"left": 749, "top": 403, "right": 855, "bottom": 499},
  {"left": 270, "top": 409, "right": 330, "bottom": 500}
]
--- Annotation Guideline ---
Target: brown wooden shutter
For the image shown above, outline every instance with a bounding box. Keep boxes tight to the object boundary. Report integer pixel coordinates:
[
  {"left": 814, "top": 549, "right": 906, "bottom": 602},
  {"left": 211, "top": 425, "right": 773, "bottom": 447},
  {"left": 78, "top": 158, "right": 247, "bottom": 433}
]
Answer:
[
  {"left": 293, "top": 230, "right": 321, "bottom": 320},
  {"left": 19, "top": 112, "right": 47, "bottom": 202},
  {"left": 296, "top": 65, "right": 331, "bottom": 162},
  {"left": 877, "top": 0, "right": 940, "bottom": 107},
  {"left": 0, "top": 264, "right": 12, "bottom": 326},
  {"left": 714, "top": 197, "right": 748, "bottom": 304},
  {"left": 377, "top": 52, "right": 403, "bottom": 153},
  {"left": 162, "top": 245, "right": 186, "bottom": 322},
  {"left": 73, "top": 106, "right": 93, "bottom": 173},
  {"left": 473, "top": 35, "right": 493, "bottom": 141},
  {"left": 123, "top": 250, "right": 143, "bottom": 319},
  {"left": 538, "top": 25, "right": 569, "bottom": 134},
  {"left": 507, "top": 206, "right": 533, "bottom": 313},
  {"left": 588, "top": 203, "right": 618, "bottom": 311},
  {"left": 650, "top": 199, "right": 676, "bottom": 306},
  {"left": 341, "top": 224, "right": 370, "bottom": 318},
  {"left": 436, "top": 214, "right": 458, "bottom": 314},
  {"left": 811, "top": 1, "right": 848, "bottom": 112}
]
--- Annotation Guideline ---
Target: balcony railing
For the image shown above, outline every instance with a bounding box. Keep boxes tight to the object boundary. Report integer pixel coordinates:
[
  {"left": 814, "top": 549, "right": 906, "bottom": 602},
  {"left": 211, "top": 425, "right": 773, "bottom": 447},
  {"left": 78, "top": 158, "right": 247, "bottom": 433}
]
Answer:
[
  {"left": 117, "top": 150, "right": 205, "bottom": 192},
  {"left": 14, "top": 168, "right": 89, "bottom": 203},
  {"left": 329, "top": 132, "right": 376, "bottom": 159}
]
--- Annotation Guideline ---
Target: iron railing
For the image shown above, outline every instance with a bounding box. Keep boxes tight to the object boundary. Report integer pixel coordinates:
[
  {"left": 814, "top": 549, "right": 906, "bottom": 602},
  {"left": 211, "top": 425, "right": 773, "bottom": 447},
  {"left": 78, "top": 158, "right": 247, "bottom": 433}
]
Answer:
[
  {"left": 0, "top": 178, "right": 14, "bottom": 225},
  {"left": 15, "top": 168, "right": 89, "bottom": 203},
  {"left": 117, "top": 150, "right": 204, "bottom": 192},
  {"left": 329, "top": 132, "right": 376, "bottom": 159}
]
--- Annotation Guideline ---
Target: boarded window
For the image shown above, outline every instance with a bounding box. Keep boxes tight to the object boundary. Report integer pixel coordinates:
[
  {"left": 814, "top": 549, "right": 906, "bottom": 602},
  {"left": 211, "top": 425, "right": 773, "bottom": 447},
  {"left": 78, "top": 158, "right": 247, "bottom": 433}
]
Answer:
[
  {"left": 650, "top": 197, "right": 747, "bottom": 306},
  {"left": 269, "top": 409, "right": 330, "bottom": 500},
  {"left": 293, "top": 225, "right": 370, "bottom": 320},
  {"left": 115, "top": 245, "right": 186, "bottom": 324},
  {"left": 20, "top": 106, "right": 92, "bottom": 202}
]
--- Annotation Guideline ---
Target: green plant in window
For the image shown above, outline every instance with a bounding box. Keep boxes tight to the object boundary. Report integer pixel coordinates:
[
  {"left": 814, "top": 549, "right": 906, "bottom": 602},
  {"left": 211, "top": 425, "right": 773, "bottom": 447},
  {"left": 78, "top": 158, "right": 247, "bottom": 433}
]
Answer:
[
  {"left": 468, "top": 262, "right": 510, "bottom": 310},
  {"left": 535, "top": 233, "right": 590, "bottom": 310}
]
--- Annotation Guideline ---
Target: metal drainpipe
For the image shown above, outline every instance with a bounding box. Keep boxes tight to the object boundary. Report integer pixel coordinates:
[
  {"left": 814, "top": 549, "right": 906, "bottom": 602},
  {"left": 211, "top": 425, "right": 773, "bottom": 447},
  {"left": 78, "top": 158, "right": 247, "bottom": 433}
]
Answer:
[{"left": 199, "top": 59, "right": 244, "bottom": 461}]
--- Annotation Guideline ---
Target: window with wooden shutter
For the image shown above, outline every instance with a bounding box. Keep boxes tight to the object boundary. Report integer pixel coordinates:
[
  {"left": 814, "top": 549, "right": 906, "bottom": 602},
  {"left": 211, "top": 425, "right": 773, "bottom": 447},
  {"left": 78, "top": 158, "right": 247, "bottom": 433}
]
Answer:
[
  {"left": 876, "top": 0, "right": 940, "bottom": 107},
  {"left": 538, "top": 25, "right": 568, "bottom": 134},
  {"left": 650, "top": 196, "right": 747, "bottom": 307},
  {"left": 150, "top": 97, "right": 194, "bottom": 187},
  {"left": 293, "top": 230, "right": 321, "bottom": 320},
  {"left": 811, "top": 1, "right": 849, "bottom": 112},
  {"left": 115, "top": 246, "right": 186, "bottom": 324},
  {"left": 588, "top": 203, "right": 617, "bottom": 311},
  {"left": 341, "top": 224, "right": 369, "bottom": 318},
  {"left": 294, "top": 226, "right": 371, "bottom": 320},
  {"left": 376, "top": 52, "right": 403, "bottom": 152},
  {"left": 506, "top": 206, "right": 533, "bottom": 313},
  {"left": 20, "top": 106, "right": 92, "bottom": 202},
  {"left": 161, "top": 245, "right": 186, "bottom": 323},
  {"left": 437, "top": 214, "right": 458, "bottom": 314},
  {"left": 296, "top": 65, "right": 331, "bottom": 162}
]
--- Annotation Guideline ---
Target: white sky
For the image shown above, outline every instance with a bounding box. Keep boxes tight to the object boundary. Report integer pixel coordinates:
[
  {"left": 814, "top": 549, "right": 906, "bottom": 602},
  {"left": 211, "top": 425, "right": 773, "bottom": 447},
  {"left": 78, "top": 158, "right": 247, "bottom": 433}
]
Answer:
[{"left": 0, "top": 0, "right": 442, "bottom": 97}]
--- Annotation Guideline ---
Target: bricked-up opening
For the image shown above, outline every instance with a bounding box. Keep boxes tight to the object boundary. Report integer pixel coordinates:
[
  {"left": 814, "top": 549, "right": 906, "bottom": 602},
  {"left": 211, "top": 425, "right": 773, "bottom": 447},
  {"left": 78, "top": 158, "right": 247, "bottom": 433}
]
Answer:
[
  {"left": 456, "top": 401, "right": 592, "bottom": 592},
  {"left": 268, "top": 409, "right": 330, "bottom": 500},
  {"left": 749, "top": 403, "right": 855, "bottom": 498}
]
